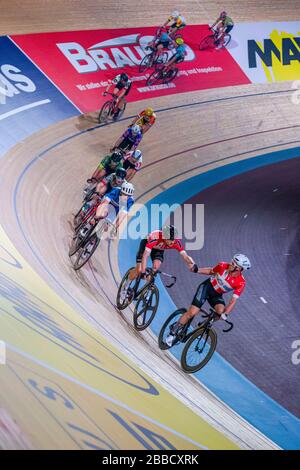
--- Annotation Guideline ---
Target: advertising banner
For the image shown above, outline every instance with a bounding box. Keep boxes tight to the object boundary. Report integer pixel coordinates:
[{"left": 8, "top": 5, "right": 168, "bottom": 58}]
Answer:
[
  {"left": 0, "top": 36, "right": 79, "bottom": 156},
  {"left": 11, "top": 26, "right": 251, "bottom": 113}
]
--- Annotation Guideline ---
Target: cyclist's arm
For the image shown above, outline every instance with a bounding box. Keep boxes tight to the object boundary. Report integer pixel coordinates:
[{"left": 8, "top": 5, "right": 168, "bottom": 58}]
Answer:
[
  {"left": 198, "top": 267, "right": 214, "bottom": 275},
  {"left": 224, "top": 296, "right": 237, "bottom": 315},
  {"left": 181, "top": 251, "right": 195, "bottom": 267}
]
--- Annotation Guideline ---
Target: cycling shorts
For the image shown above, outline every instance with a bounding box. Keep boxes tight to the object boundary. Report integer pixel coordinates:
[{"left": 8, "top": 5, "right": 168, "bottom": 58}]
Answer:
[
  {"left": 115, "top": 81, "right": 132, "bottom": 96},
  {"left": 136, "top": 239, "right": 164, "bottom": 263},
  {"left": 192, "top": 279, "right": 225, "bottom": 309},
  {"left": 225, "top": 24, "right": 234, "bottom": 34}
]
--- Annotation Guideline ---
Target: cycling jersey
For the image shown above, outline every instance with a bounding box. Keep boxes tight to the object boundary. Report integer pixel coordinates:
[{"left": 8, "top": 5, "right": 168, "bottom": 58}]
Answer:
[
  {"left": 157, "top": 32, "right": 173, "bottom": 48},
  {"left": 175, "top": 44, "right": 186, "bottom": 58},
  {"left": 168, "top": 14, "right": 186, "bottom": 28},
  {"left": 144, "top": 230, "right": 186, "bottom": 254},
  {"left": 210, "top": 262, "right": 245, "bottom": 298},
  {"left": 111, "top": 74, "right": 132, "bottom": 92},
  {"left": 97, "top": 154, "right": 123, "bottom": 172},
  {"left": 104, "top": 187, "right": 134, "bottom": 214},
  {"left": 135, "top": 110, "right": 156, "bottom": 127},
  {"left": 123, "top": 151, "right": 142, "bottom": 171},
  {"left": 102, "top": 173, "right": 124, "bottom": 191},
  {"left": 221, "top": 16, "right": 234, "bottom": 27},
  {"left": 121, "top": 128, "right": 143, "bottom": 148}
]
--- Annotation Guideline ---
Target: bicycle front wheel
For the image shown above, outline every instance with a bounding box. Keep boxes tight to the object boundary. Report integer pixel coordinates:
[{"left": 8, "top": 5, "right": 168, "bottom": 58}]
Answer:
[
  {"left": 146, "top": 70, "right": 163, "bottom": 86},
  {"left": 116, "top": 267, "right": 135, "bottom": 310},
  {"left": 163, "top": 67, "right": 178, "bottom": 84},
  {"left": 139, "top": 53, "right": 154, "bottom": 73},
  {"left": 133, "top": 285, "right": 159, "bottom": 331},
  {"left": 181, "top": 327, "right": 217, "bottom": 373},
  {"left": 98, "top": 101, "right": 113, "bottom": 123}
]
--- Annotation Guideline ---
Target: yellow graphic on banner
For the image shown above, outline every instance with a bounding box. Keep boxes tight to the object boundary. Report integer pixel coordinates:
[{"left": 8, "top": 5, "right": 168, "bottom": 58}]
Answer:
[
  {"left": 257, "top": 30, "right": 300, "bottom": 82},
  {"left": 0, "top": 225, "right": 238, "bottom": 449}
]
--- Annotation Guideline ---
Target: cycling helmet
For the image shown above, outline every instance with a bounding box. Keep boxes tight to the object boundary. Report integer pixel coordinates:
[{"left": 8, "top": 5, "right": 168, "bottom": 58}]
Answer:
[
  {"left": 131, "top": 124, "right": 141, "bottom": 135},
  {"left": 131, "top": 149, "right": 142, "bottom": 160},
  {"left": 232, "top": 254, "right": 251, "bottom": 270},
  {"left": 121, "top": 181, "right": 134, "bottom": 196},
  {"left": 111, "top": 151, "right": 123, "bottom": 162},
  {"left": 220, "top": 11, "right": 227, "bottom": 18},
  {"left": 162, "top": 224, "right": 178, "bottom": 240},
  {"left": 120, "top": 72, "right": 129, "bottom": 82},
  {"left": 175, "top": 37, "right": 184, "bottom": 45},
  {"left": 144, "top": 107, "right": 154, "bottom": 117},
  {"left": 115, "top": 167, "right": 127, "bottom": 180},
  {"left": 171, "top": 10, "right": 180, "bottom": 18}
]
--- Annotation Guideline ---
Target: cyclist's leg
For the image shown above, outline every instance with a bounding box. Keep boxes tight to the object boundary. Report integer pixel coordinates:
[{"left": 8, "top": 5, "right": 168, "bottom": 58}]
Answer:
[
  {"left": 130, "top": 239, "right": 148, "bottom": 280},
  {"left": 179, "top": 279, "right": 210, "bottom": 325},
  {"left": 208, "top": 293, "right": 226, "bottom": 319}
]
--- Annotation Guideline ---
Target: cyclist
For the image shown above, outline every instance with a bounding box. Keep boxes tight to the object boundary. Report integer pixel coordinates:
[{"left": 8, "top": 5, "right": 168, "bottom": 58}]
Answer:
[
  {"left": 80, "top": 181, "right": 135, "bottom": 236},
  {"left": 147, "top": 30, "right": 174, "bottom": 57},
  {"left": 165, "top": 254, "right": 251, "bottom": 346},
  {"left": 112, "top": 124, "right": 143, "bottom": 152},
  {"left": 120, "top": 225, "right": 195, "bottom": 301},
  {"left": 123, "top": 149, "right": 142, "bottom": 181},
  {"left": 131, "top": 108, "right": 156, "bottom": 134},
  {"left": 103, "top": 72, "right": 132, "bottom": 120},
  {"left": 86, "top": 149, "right": 124, "bottom": 186},
  {"left": 211, "top": 11, "right": 234, "bottom": 49},
  {"left": 163, "top": 10, "right": 186, "bottom": 36},
  {"left": 164, "top": 37, "right": 186, "bottom": 71}
]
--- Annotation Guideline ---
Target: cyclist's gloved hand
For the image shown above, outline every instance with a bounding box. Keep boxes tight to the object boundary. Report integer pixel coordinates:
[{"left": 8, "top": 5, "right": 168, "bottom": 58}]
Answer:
[
  {"left": 141, "top": 272, "right": 148, "bottom": 280},
  {"left": 192, "top": 263, "right": 198, "bottom": 273},
  {"left": 221, "top": 313, "right": 228, "bottom": 321}
]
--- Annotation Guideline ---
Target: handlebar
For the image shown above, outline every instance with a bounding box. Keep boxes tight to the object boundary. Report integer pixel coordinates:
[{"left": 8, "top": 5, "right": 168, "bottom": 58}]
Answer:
[
  {"left": 145, "top": 268, "right": 177, "bottom": 288},
  {"left": 201, "top": 308, "right": 234, "bottom": 333}
]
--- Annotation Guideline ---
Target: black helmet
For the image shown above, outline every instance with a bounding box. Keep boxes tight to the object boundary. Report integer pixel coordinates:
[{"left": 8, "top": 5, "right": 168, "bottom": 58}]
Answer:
[
  {"left": 115, "top": 167, "right": 127, "bottom": 179},
  {"left": 111, "top": 151, "right": 123, "bottom": 163},
  {"left": 120, "top": 73, "right": 129, "bottom": 82}
]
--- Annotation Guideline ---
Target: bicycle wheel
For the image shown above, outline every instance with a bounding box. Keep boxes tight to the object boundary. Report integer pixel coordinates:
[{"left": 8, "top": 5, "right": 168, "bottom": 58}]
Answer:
[
  {"left": 181, "top": 327, "right": 217, "bottom": 373},
  {"left": 139, "top": 53, "right": 154, "bottom": 73},
  {"left": 146, "top": 70, "right": 163, "bottom": 86},
  {"left": 116, "top": 267, "right": 136, "bottom": 310},
  {"left": 158, "top": 308, "right": 187, "bottom": 350},
  {"left": 199, "top": 34, "right": 216, "bottom": 50},
  {"left": 163, "top": 67, "right": 178, "bottom": 84},
  {"left": 73, "top": 233, "right": 100, "bottom": 270},
  {"left": 133, "top": 285, "right": 159, "bottom": 331},
  {"left": 98, "top": 101, "right": 113, "bottom": 123},
  {"left": 74, "top": 205, "right": 96, "bottom": 234}
]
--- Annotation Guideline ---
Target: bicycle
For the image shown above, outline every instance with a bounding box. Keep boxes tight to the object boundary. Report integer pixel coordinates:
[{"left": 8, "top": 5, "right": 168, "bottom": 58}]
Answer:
[
  {"left": 199, "top": 27, "right": 231, "bottom": 51},
  {"left": 70, "top": 217, "right": 116, "bottom": 270},
  {"left": 158, "top": 307, "right": 233, "bottom": 373},
  {"left": 116, "top": 268, "right": 176, "bottom": 331},
  {"left": 98, "top": 92, "right": 127, "bottom": 123},
  {"left": 155, "top": 25, "right": 183, "bottom": 41},
  {"left": 139, "top": 46, "right": 169, "bottom": 73},
  {"left": 146, "top": 63, "right": 179, "bottom": 86},
  {"left": 73, "top": 195, "right": 101, "bottom": 234}
]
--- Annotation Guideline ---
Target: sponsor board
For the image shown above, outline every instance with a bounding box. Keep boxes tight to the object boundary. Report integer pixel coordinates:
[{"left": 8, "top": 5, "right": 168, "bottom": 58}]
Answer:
[
  {"left": 11, "top": 26, "right": 250, "bottom": 113},
  {"left": 0, "top": 36, "right": 78, "bottom": 156},
  {"left": 228, "top": 21, "right": 300, "bottom": 83}
]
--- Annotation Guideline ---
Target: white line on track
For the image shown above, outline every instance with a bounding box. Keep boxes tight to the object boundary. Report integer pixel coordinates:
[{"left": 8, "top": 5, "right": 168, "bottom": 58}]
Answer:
[
  {"left": 243, "top": 214, "right": 248, "bottom": 219},
  {"left": 43, "top": 184, "right": 50, "bottom": 195},
  {"left": 260, "top": 297, "right": 268, "bottom": 304}
]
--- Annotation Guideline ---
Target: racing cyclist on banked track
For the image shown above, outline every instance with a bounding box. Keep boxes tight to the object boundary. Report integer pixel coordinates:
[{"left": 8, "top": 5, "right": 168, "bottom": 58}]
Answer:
[
  {"left": 119, "top": 225, "right": 195, "bottom": 302},
  {"left": 103, "top": 72, "right": 132, "bottom": 121},
  {"left": 112, "top": 124, "right": 143, "bottom": 152},
  {"left": 165, "top": 254, "right": 251, "bottom": 346}
]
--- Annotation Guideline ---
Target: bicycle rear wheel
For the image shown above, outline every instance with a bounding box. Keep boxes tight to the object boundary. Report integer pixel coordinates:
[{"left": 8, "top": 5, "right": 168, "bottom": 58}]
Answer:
[
  {"left": 223, "top": 34, "right": 231, "bottom": 47},
  {"left": 181, "top": 327, "right": 217, "bottom": 373},
  {"left": 139, "top": 53, "right": 154, "bottom": 73},
  {"left": 98, "top": 101, "right": 113, "bottom": 123},
  {"left": 199, "top": 34, "right": 215, "bottom": 50},
  {"left": 73, "top": 233, "right": 100, "bottom": 270},
  {"left": 158, "top": 308, "right": 187, "bottom": 350},
  {"left": 163, "top": 67, "right": 178, "bottom": 84},
  {"left": 116, "top": 267, "right": 136, "bottom": 310},
  {"left": 133, "top": 285, "right": 159, "bottom": 331}
]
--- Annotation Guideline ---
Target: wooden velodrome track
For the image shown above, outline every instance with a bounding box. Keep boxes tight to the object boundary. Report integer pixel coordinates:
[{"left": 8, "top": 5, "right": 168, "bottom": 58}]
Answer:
[{"left": 0, "top": 1, "right": 299, "bottom": 450}]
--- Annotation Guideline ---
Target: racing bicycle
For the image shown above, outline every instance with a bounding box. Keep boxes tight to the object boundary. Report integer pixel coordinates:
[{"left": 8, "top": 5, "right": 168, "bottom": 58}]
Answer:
[
  {"left": 158, "top": 307, "right": 233, "bottom": 373},
  {"left": 116, "top": 267, "right": 176, "bottom": 331},
  {"left": 146, "top": 63, "right": 179, "bottom": 86},
  {"left": 98, "top": 92, "right": 127, "bottom": 123},
  {"left": 139, "top": 46, "right": 169, "bottom": 73},
  {"left": 199, "top": 27, "right": 231, "bottom": 51}
]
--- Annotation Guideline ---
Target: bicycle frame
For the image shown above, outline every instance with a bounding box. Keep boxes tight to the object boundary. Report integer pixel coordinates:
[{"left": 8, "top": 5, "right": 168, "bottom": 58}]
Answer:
[{"left": 131, "top": 269, "right": 176, "bottom": 300}]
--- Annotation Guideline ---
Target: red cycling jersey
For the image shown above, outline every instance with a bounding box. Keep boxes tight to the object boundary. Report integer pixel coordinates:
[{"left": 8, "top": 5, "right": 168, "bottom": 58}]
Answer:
[
  {"left": 210, "top": 262, "right": 246, "bottom": 298},
  {"left": 145, "top": 230, "right": 185, "bottom": 254}
]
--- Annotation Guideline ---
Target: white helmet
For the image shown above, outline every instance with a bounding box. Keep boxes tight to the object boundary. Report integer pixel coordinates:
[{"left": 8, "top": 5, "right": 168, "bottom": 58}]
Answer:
[
  {"left": 171, "top": 10, "right": 180, "bottom": 18},
  {"left": 121, "top": 181, "right": 134, "bottom": 196},
  {"left": 232, "top": 254, "right": 251, "bottom": 270},
  {"left": 132, "top": 149, "right": 142, "bottom": 160},
  {"left": 131, "top": 124, "right": 141, "bottom": 135}
]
